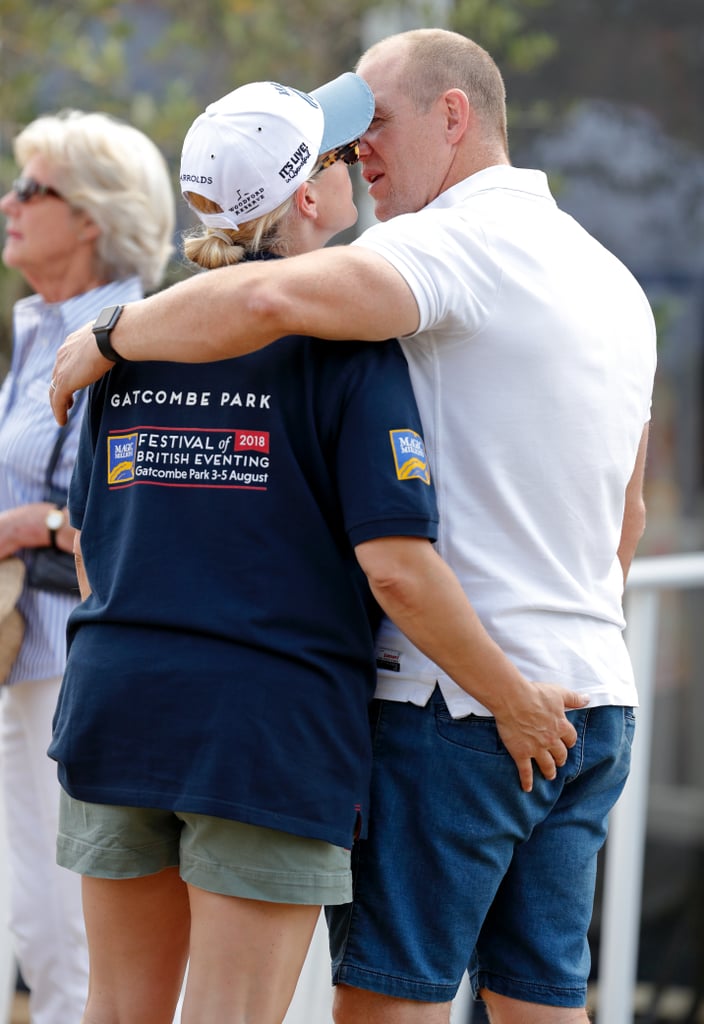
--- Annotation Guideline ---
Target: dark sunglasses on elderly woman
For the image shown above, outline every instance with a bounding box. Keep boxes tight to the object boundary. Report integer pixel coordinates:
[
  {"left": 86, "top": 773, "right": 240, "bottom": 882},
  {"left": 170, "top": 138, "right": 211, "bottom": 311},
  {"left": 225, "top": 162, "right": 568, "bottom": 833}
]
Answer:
[
  {"left": 318, "top": 140, "right": 360, "bottom": 170},
  {"left": 11, "top": 176, "right": 65, "bottom": 204}
]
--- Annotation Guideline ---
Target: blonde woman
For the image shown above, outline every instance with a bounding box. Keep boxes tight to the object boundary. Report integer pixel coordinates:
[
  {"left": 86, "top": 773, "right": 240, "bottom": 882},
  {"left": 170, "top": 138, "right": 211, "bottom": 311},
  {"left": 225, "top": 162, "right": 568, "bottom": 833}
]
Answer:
[
  {"left": 0, "top": 110, "right": 174, "bottom": 1024},
  {"left": 49, "top": 75, "right": 439, "bottom": 1024}
]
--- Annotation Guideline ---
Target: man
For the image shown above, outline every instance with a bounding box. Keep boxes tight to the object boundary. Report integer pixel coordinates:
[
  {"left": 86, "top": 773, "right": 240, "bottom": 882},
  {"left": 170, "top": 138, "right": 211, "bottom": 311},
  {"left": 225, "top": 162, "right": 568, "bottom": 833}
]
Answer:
[{"left": 52, "top": 28, "right": 656, "bottom": 1024}]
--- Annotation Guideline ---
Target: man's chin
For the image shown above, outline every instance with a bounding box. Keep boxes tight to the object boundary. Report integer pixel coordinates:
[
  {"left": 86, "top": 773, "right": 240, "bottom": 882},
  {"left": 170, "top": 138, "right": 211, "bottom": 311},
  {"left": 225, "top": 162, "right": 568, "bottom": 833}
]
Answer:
[{"left": 371, "top": 199, "right": 396, "bottom": 223}]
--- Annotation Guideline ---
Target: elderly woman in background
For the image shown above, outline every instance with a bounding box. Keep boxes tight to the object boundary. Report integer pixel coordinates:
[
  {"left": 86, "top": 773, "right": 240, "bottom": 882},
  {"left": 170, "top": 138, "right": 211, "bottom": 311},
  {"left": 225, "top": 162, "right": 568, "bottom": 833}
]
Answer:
[{"left": 0, "top": 110, "right": 174, "bottom": 1024}]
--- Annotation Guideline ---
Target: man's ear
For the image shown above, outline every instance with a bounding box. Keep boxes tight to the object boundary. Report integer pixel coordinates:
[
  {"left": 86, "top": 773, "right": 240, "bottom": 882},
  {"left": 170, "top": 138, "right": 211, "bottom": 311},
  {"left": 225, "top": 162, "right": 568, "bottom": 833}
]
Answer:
[
  {"left": 294, "top": 180, "right": 318, "bottom": 222},
  {"left": 443, "top": 88, "right": 471, "bottom": 142}
]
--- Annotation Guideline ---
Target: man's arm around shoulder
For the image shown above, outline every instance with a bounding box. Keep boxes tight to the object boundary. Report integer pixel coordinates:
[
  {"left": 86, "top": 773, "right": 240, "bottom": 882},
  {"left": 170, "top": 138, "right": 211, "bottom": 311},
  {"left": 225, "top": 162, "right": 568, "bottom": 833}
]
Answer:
[{"left": 51, "top": 246, "right": 419, "bottom": 424}]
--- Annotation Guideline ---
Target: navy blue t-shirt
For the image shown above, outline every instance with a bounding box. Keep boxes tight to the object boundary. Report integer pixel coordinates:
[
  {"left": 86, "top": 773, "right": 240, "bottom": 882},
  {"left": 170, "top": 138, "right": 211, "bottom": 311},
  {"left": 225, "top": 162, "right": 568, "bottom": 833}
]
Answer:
[{"left": 49, "top": 334, "right": 438, "bottom": 847}]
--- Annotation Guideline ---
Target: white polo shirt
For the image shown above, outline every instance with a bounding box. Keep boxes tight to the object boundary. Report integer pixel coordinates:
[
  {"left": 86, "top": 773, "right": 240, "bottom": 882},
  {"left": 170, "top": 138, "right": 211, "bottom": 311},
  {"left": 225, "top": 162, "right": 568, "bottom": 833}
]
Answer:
[{"left": 355, "top": 165, "right": 657, "bottom": 716}]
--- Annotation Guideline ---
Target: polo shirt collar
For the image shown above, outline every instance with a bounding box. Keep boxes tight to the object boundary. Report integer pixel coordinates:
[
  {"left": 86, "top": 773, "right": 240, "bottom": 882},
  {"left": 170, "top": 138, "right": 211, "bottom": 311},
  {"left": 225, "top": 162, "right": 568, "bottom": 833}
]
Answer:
[{"left": 429, "top": 165, "right": 556, "bottom": 211}]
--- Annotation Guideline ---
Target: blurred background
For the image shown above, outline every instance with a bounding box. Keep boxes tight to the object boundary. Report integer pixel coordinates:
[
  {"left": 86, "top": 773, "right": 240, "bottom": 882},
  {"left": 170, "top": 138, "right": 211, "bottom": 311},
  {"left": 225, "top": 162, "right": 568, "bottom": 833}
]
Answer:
[{"left": 2, "top": 2, "right": 703, "bottom": 1021}]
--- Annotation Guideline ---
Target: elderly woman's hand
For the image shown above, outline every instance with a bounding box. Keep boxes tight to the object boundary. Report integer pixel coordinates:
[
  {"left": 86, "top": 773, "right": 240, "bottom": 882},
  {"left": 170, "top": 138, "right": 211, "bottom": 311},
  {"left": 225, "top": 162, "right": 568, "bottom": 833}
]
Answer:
[{"left": 0, "top": 503, "right": 72, "bottom": 559}]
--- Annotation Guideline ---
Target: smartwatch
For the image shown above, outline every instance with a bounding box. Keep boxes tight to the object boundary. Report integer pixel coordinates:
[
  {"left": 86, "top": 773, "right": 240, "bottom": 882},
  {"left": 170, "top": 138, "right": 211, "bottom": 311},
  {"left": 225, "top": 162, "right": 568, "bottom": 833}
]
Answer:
[
  {"left": 92, "top": 304, "right": 125, "bottom": 362},
  {"left": 46, "top": 507, "right": 65, "bottom": 550}
]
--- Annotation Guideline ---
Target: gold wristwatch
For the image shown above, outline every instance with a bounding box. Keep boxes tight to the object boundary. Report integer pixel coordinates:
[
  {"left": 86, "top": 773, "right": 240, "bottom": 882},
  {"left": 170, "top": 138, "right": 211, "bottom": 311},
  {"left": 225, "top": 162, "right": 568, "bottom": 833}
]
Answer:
[{"left": 45, "top": 507, "right": 65, "bottom": 550}]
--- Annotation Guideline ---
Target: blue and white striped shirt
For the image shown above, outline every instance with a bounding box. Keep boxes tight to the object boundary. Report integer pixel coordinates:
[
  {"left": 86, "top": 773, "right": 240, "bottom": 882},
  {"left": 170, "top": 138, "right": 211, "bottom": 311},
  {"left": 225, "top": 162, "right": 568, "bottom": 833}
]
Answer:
[{"left": 0, "top": 277, "right": 142, "bottom": 685}]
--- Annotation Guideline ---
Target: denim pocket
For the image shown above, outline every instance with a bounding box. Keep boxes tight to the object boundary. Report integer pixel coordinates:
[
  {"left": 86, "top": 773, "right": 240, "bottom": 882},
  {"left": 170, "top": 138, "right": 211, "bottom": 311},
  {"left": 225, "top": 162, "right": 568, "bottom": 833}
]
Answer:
[{"left": 434, "top": 702, "right": 507, "bottom": 755}]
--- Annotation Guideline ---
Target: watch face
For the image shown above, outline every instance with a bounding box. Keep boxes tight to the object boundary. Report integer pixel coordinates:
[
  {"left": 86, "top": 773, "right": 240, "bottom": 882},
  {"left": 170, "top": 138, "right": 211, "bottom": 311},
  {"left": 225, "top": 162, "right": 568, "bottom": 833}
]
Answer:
[
  {"left": 93, "top": 304, "right": 122, "bottom": 332},
  {"left": 46, "top": 510, "right": 64, "bottom": 531}
]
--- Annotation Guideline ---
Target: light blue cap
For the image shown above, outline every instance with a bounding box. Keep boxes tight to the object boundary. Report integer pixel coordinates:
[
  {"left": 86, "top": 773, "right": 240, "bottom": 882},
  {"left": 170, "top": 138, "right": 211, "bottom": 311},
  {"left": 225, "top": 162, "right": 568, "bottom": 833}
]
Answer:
[
  {"left": 181, "top": 72, "right": 374, "bottom": 230},
  {"left": 312, "top": 72, "right": 374, "bottom": 152}
]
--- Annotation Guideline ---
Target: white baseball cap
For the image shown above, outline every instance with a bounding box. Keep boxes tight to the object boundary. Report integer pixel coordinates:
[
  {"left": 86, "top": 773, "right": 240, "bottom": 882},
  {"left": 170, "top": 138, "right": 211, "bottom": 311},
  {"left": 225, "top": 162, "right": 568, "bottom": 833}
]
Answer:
[{"left": 180, "top": 73, "right": 374, "bottom": 230}]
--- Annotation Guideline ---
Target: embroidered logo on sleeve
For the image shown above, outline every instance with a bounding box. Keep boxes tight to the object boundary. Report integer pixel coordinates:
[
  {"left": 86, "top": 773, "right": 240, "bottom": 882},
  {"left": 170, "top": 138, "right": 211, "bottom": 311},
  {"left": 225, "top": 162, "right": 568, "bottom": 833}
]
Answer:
[{"left": 389, "top": 429, "right": 431, "bottom": 485}]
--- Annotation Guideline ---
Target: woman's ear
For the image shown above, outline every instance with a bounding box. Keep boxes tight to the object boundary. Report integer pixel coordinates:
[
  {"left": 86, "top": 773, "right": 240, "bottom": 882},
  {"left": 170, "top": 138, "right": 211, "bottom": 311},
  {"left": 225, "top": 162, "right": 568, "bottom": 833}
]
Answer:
[
  {"left": 294, "top": 180, "right": 318, "bottom": 222},
  {"left": 76, "top": 211, "right": 101, "bottom": 243}
]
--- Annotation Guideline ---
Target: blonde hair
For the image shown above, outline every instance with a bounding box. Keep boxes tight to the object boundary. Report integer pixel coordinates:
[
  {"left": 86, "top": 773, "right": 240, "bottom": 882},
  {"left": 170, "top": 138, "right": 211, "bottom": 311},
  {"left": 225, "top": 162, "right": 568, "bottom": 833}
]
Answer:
[
  {"left": 182, "top": 193, "right": 296, "bottom": 270},
  {"left": 358, "top": 28, "right": 509, "bottom": 155},
  {"left": 14, "top": 110, "right": 175, "bottom": 292}
]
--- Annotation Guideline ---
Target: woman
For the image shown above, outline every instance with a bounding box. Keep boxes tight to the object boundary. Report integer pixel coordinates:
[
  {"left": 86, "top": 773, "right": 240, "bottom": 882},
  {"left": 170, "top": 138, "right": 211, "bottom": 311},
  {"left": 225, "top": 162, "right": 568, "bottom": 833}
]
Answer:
[
  {"left": 49, "top": 75, "right": 439, "bottom": 1024},
  {"left": 0, "top": 110, "right": 174, "bottom": 1024}
]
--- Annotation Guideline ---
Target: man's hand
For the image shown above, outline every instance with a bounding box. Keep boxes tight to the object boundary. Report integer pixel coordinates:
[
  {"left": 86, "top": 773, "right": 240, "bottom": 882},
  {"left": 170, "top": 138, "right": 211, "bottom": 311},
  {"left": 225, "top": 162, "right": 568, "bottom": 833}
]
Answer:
[
  {"left": 493, "top": 683, "right": 587, "bottom": 794},
  {"left": 50, "top": 321, "right": 112, "bottom": 425}
]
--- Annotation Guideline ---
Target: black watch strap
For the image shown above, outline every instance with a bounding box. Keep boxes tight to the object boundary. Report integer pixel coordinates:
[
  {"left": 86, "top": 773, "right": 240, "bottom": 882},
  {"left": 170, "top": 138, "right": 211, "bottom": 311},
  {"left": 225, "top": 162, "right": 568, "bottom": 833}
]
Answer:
[{"left": 92, "top": 304, "right": 125, "bottom": 362}]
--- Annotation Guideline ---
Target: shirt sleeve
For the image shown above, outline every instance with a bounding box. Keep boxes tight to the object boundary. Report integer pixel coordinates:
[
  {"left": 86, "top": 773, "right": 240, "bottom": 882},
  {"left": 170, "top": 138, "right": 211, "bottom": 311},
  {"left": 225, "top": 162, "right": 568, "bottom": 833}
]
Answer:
[
  {"left": 322, "top": 339, "right": 439, "bottom": 546},
  {"left": 353, "top": 210, "right": 500, "bottom": 341}
]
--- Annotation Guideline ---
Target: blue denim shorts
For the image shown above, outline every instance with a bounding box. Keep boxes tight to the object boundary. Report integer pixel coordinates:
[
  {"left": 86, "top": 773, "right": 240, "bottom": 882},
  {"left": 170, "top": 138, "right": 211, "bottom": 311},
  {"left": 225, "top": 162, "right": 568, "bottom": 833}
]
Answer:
[
  {"left": 328, "top": 688, "right": 635, "bottom": 1007},
  {"left": 57, "top": 793, "right": 352, "bottom": 905}
]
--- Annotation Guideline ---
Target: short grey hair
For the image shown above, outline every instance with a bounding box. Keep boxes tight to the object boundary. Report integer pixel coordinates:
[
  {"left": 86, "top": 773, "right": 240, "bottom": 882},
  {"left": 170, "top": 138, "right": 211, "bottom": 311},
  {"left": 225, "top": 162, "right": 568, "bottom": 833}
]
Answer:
[
  {"left": 14, "top": 110, "right": 175, "bottom": 292},
  {"left": 358, "top": 28, "right": 509, "bottom": 155}
]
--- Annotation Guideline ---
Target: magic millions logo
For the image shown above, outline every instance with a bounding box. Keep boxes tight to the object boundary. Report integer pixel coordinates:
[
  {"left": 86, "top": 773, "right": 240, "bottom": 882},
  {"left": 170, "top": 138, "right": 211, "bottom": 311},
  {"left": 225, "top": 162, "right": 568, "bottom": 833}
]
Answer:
[
  {"left": 389, "top": 429, "right": 431, "bottom": 484},
  {"left": 107, "top": 432, "right": 138, "bottom": 484}
]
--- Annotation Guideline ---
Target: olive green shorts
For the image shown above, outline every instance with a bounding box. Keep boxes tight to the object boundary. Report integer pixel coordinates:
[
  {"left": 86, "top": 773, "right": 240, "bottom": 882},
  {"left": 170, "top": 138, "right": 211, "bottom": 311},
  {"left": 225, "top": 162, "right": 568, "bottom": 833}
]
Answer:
[{"left": 57, "top": 791, "right": 352, "bottom": 905}]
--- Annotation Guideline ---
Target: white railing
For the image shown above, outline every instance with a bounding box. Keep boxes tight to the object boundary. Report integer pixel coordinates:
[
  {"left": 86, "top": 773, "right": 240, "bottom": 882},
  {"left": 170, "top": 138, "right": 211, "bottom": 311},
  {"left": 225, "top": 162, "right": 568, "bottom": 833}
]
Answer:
[{"left": 597, "top": 551, "right": 704, "bottom": 1024}]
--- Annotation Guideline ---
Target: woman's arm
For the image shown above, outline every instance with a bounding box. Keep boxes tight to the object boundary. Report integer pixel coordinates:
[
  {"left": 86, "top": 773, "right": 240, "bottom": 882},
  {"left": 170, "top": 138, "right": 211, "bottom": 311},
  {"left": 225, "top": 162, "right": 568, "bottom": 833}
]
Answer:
[
  {"left": 73, "top": 531, "right": 90, "bottom": 601},
  {"left": 0, "top": 503, "right": 76, "bottom": 559},
  {"left": 354, "top": 534, "right": 589, "bottom": 793}
]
